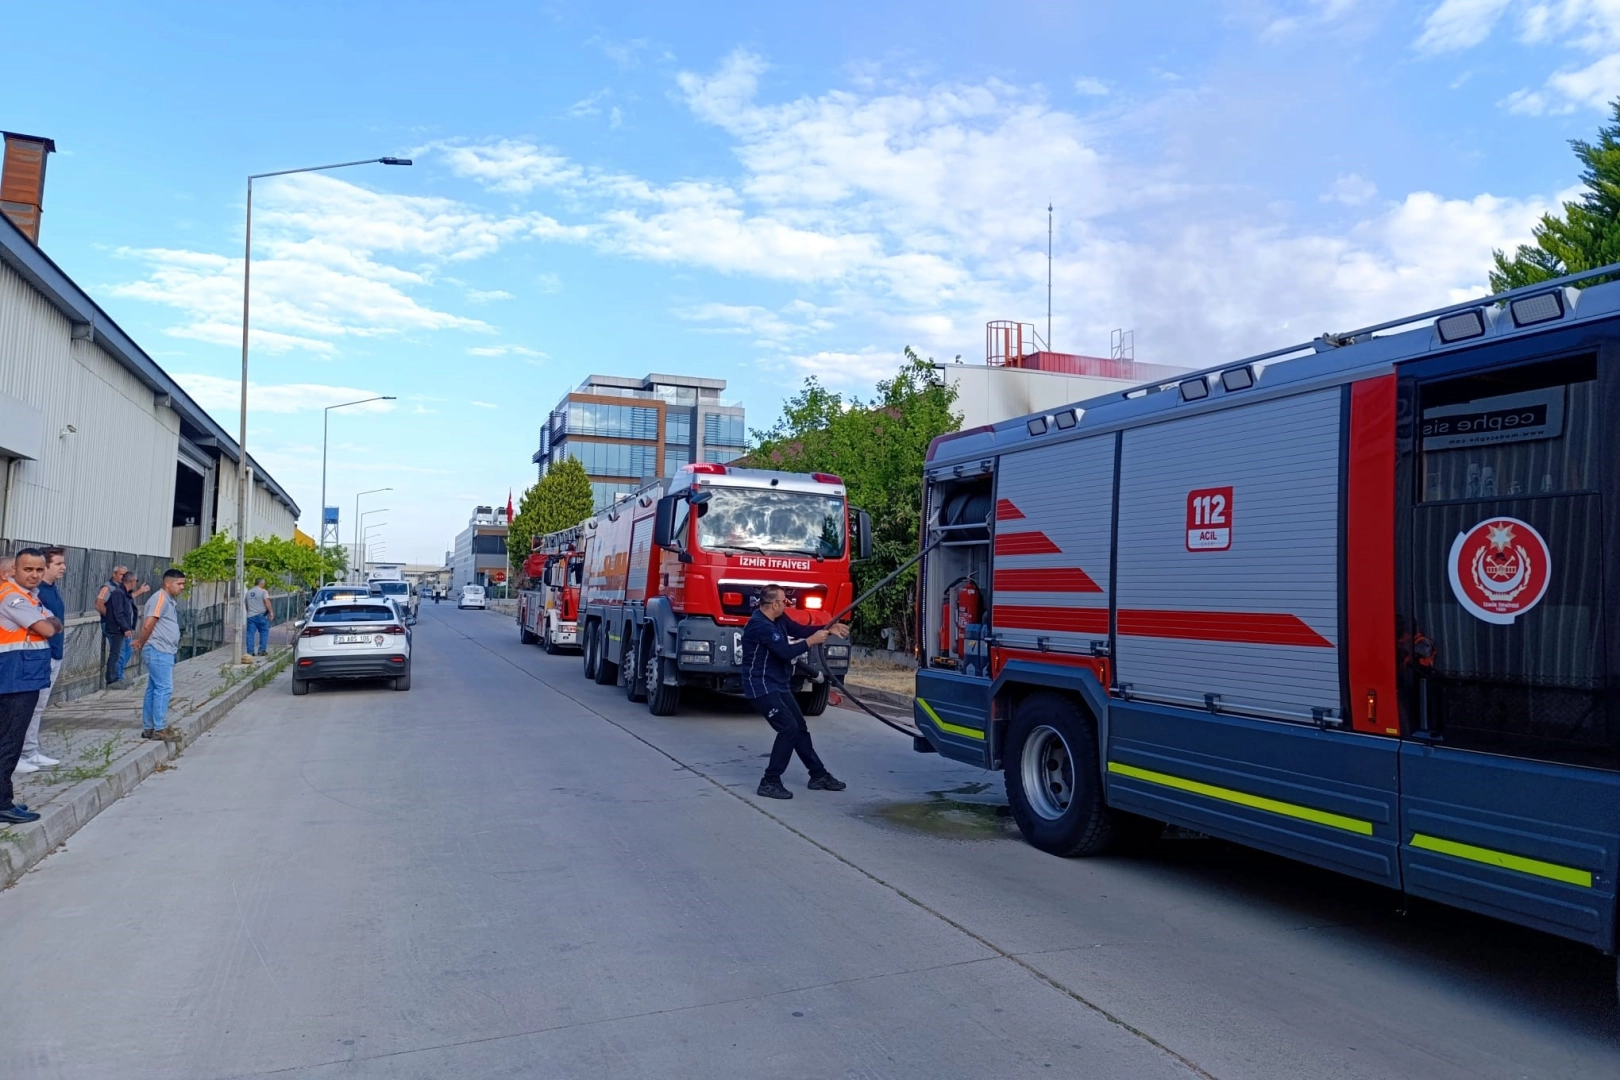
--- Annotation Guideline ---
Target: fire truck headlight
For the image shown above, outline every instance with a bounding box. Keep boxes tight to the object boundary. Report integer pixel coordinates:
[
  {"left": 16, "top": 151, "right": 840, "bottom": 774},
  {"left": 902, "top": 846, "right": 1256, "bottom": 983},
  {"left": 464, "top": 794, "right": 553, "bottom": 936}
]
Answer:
[
  {"left": 680, "top": 640, "right": 712, "bottom": 655},
  {"left": 803, "top": 595, "right": 823, "bottom": 610},
  {"left": 825, "top": 644, "right": 850, "bottom": 658}
]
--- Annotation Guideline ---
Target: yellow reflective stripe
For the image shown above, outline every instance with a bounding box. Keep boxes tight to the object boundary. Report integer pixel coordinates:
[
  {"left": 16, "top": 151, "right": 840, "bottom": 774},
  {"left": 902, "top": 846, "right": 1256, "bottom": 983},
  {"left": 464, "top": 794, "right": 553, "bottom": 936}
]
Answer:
[
  {"left": 916, "top": 697, "right": 984, "bottom": 740},
  {"left": 1409, "top": 833, "right": 1593, "bottom": 888},
  {"left": 1107, "top": 761, "right": 1374, "bottom": 835}
]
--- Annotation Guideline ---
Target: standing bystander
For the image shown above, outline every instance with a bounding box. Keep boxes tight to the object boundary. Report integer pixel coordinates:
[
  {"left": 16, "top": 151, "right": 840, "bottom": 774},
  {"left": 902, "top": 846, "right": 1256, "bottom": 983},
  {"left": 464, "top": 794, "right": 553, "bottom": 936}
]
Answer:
[
  {"left": 16, "top": 547, "right": 66, "bottom": 772},
  {"left": 102, "top": 573, "right": 139, "bottom": 686},
  {"left": 132, "top": 569, "right": 185, "bottom": 741},
  {"left": 1, "top": 550, "right": 61, "bottom": 823},
  {"left": 244, "top": 577, "right": 272, "bottom": 657}
]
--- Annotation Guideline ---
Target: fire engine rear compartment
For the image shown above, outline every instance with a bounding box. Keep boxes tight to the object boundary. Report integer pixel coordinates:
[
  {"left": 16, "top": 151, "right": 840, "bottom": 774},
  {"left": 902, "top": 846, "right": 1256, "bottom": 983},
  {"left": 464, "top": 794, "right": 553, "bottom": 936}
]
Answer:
[{"left": 915, "top": 301, "right": 1620, "bottom": 955}]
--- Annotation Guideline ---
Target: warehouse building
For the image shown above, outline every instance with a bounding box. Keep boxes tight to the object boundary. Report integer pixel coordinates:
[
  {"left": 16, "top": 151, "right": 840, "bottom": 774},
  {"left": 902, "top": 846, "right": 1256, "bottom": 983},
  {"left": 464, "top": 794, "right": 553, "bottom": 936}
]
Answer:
[{"left": 0, "top": 131, "right": 299, "bottom": 697}]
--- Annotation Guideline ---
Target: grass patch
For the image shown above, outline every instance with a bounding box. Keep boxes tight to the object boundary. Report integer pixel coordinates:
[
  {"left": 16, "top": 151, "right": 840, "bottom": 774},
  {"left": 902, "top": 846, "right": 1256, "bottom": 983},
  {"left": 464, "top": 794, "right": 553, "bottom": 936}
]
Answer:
[
  {"left": 45, "top": 734, "right": 122, "bottom": 783},
  {"left": 0, "top": 829, "right": 20, "bottom": 844}
]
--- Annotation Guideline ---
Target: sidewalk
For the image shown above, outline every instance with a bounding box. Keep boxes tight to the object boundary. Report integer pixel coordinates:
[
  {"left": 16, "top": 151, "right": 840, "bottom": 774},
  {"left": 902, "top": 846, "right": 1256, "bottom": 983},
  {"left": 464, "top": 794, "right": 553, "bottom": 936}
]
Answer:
[{"left": 1, "top": 621, "right": 300, "bottom": 888}]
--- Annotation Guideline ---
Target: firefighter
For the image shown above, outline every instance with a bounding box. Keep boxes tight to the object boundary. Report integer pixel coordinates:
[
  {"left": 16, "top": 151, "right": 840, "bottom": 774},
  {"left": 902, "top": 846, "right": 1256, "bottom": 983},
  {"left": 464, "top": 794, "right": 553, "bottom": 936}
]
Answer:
[{"left": 741, "top": 585, "right": 850, "bottom": 799}]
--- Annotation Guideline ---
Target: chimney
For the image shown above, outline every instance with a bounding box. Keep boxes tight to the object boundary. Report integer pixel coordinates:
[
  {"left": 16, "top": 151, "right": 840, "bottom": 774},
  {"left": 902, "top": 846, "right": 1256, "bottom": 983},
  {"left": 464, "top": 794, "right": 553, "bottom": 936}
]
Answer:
[{"left": 1, "top": 132, "right": 56, "bottom": 244}]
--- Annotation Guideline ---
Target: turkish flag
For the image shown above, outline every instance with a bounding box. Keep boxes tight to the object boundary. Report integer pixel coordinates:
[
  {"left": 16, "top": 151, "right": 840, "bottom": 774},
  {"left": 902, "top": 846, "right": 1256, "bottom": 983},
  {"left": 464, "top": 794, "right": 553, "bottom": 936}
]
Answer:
[{"left": 507, "top": 490, "right": 514, "bottom": 521}]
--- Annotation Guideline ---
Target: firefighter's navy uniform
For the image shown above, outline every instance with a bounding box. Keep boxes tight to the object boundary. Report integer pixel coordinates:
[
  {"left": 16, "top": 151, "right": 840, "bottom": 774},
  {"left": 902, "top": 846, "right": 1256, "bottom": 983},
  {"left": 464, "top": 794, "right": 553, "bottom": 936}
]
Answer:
[{"left": 740, "top": 608, "right": 835, "bottom": 792}]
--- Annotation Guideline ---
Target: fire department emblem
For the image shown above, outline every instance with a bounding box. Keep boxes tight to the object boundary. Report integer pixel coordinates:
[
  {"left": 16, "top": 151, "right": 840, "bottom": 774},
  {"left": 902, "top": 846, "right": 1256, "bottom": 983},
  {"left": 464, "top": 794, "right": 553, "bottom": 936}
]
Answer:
[{"left": 1447, "top": 517, "right": 1551, "bottom": 625}]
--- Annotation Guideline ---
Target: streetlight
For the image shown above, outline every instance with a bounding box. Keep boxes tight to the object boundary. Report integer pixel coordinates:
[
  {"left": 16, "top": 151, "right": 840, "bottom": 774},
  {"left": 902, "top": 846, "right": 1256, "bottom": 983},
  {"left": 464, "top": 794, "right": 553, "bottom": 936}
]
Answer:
[
  {"left": 321, "top": 395, "right": 395, "bottom": 583},
  {"left": 360, "top": 513, "right": 389, "bottom": 575},
  {"left": 353, "top": 488, "right": 390, "bottom": 581},
  {"left": 234, "top": 155, "right": 412, "bottom": 665}
]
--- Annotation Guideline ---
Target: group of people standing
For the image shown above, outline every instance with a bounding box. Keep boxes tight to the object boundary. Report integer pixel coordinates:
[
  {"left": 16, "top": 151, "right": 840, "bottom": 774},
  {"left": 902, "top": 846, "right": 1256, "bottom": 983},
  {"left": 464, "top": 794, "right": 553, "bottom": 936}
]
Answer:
[{"left": 0, "top": 553, "right": 189, "bottom": 826}]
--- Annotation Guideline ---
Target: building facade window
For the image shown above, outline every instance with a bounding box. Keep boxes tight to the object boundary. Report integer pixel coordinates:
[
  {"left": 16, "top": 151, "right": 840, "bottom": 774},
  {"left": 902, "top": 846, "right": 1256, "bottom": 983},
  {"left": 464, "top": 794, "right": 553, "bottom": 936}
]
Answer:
[
  {"left": 564, "top": 402, "right": 659, "bottom": 440},
  {"left": 590, "top": 481, "right": 639, "bottom": 510},
  {"left": 563, "top": 440, "right": 658, "bottom": 478},
  {"left": 703, "top": 412, "right": 746, "bottom": 448},
  {"left": 664, "top": 446, "right": 691, "bottom": 476},
  {"left": 704, "top": 447, "right": 743, "bottom": 464},
  {"left": 665, "top": 410, "right": 692, "bottom": 446}
]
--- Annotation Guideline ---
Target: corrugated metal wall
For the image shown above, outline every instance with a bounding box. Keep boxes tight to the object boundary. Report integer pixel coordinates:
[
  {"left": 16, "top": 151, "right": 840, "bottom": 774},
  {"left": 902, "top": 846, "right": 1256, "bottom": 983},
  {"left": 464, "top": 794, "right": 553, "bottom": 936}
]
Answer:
[
  {"left": 214, "top": 458, "right": 296, "bottom": 541},
  {"left": 0, "top": 261, "right": 180, "bottom": 553}
]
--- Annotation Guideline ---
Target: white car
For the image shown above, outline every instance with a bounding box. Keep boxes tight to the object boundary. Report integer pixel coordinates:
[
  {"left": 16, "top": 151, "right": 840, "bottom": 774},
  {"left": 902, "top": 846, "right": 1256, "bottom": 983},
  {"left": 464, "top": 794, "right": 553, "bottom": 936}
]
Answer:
[
  {"left": 293, "top": 598, "right": 412, "bottom": 694},
  {"left": 458, "top": 585, "right": 487, "bottom": 609},
  {"left": 368, "top": 579, "right": 418, "bottom": 623}
]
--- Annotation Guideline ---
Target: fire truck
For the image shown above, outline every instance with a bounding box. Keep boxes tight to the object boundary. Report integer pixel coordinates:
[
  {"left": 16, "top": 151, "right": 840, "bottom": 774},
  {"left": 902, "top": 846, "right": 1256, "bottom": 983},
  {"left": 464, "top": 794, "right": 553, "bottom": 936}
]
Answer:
[
  {"left": 915, "top": 267, "right": 1620, "bottom": 970},
  {"left": 578, "top": 463, "right": 869, "bottom": 715},
  {"left": 517, "top": 525, "right": 585, "bottom": 653}
]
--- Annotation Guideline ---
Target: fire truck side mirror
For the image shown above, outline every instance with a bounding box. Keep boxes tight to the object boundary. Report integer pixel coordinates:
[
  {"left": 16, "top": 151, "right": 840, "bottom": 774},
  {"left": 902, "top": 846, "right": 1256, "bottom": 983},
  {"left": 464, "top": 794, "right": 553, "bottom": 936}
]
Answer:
[
  {"left": 853, "top": 508, "right": 873, "bottom": 561},
  {"left": 653, "top": 495, "right": 679, "bottom": 550}
]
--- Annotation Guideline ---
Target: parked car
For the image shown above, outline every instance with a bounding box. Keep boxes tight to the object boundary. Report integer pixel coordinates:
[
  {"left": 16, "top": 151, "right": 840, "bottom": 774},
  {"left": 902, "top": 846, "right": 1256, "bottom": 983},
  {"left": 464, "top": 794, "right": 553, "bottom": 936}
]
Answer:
[
  {"left": 292, "top": 598, "right": 412, "bottom": 694},
  {"left": 306, "top": 584, "right": 370, "bottom": 620},
  {"left": 368, "top": 579, "right": 418, "bottom": 623},
  {"left": 458, "top": 584, "right": 487, "bottom": 610}
]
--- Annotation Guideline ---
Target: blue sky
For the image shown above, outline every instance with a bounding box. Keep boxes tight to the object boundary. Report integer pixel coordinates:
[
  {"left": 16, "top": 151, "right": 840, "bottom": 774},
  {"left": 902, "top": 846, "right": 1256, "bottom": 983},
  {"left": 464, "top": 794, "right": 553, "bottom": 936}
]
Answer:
[{"left": 5, "top": 0, "right": 1618, "bottom": 563}]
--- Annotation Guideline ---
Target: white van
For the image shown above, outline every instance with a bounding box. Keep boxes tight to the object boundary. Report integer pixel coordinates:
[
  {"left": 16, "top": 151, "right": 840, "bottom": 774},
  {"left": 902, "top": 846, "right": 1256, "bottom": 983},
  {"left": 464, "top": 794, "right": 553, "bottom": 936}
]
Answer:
[{"left": 458, "top": 584, "right": 487, "bottom": 610}]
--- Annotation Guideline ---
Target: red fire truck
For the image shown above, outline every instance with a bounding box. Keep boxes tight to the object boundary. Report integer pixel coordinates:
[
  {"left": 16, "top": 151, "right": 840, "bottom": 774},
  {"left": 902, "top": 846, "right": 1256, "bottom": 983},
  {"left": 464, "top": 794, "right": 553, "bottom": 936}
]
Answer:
[
  {"left": 915, "top": 268, "right": 1620, "bottom": 973},
  {"left": 578, "top": 463, "right": 869, "bottom": 715},
  {"left": 518, "top": 525, "right": 585, "bottom": 653}
]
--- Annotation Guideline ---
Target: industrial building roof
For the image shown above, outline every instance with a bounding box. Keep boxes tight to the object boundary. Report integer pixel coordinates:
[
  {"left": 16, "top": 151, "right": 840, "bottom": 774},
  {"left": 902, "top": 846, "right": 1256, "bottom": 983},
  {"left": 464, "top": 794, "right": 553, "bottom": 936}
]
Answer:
[{"left": 0, "top": 209, "right": 300, "bottom": 517}]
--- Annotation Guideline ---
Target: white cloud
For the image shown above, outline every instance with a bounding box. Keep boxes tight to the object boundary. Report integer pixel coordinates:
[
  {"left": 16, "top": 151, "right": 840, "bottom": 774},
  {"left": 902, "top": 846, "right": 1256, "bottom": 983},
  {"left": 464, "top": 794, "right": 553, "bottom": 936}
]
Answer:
[
  {"left": 1073, "top": 76, "right": 1110, "bottom": 96},
  {"left": 1415, "top": 0, "right": 1514, "bottom": 53},
  {"left": 174, "top": 374, "right": 396, "bottom": 414},
  {"left": 466, "top": 288, "right": 514, "bottom": 303},
  {"left": 1418, "top": 0, "right": 1620, "bottom": 112},
  {"left": 467, "top": 343, "right": 547, "bottom": 360},
  {"left": 1324, "top": 173, "right": 1378, "bottom": 205},
  {"left": 469, "top": 400, "right": 499, "bottom": 409}
]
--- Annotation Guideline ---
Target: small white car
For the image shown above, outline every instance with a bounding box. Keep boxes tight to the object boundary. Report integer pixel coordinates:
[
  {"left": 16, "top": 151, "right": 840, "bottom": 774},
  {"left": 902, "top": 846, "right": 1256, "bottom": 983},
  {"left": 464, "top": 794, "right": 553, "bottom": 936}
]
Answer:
[
  {"left": 458, "top": 585, "right": 487, "bottom": 609},
  {"left": 293, "top": 598, "right": 412, "bottom": 694}
]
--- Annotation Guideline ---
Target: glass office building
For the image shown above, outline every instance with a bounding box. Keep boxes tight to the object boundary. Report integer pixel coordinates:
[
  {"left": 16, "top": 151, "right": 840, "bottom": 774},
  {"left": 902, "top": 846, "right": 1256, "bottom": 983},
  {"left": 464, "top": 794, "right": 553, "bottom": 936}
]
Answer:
[{"left": 533, "top": 373, "right": 747, "bottom": 511}]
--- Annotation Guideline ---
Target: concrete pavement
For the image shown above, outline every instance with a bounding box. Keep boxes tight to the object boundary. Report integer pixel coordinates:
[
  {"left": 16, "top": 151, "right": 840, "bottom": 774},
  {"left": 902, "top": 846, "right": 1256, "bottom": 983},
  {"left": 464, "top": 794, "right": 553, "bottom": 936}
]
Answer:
[{"left": 0, "top": 603, "right": 1615, "bottom": 1079}]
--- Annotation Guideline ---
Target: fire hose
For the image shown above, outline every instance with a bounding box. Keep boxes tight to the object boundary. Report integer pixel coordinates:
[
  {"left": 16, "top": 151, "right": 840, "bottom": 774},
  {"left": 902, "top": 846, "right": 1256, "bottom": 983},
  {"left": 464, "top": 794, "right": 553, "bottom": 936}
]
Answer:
[{"left": 801, "top": 535, "right": 945, "bottom": 740}]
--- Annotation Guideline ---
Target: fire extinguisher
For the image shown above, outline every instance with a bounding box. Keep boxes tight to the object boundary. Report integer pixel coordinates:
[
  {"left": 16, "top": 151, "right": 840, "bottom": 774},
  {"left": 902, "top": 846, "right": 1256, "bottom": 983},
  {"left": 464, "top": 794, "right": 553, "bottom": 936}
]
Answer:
[{"left": 940, "top": 577, "right": 981, "bottom": 660}]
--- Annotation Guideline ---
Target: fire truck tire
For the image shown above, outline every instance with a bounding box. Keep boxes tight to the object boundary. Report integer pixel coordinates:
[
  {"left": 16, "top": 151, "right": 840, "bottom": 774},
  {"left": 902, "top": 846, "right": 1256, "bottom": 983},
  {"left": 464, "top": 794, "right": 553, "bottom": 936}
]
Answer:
[
  {"left": 646, "top": 644, "right": 681, "bottom": 717},
  {"left": 625, "top": 631, "right": 648, "bottom": 702},
  {"left": 1005, "top": 692, "right": 1122, "bottom": 857},
  {"left": 593, "top": 625, "right": 619, "bottom": 686},
  {"left": 544, "top": 621, "right": 563, "bottom": 654},
  {"left": 520, "top": 618, "right": 538, "bottom": 646},
  {"left": 583, "top": 622, "right": 601, "bottom": 680},
  {"left": 796, "top": 681, "right": 831, "bottom": 716}
]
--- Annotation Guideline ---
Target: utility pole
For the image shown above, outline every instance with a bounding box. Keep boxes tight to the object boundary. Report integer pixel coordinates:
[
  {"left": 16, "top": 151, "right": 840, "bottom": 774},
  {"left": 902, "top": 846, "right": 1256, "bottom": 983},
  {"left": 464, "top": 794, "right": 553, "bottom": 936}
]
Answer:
[{"left": 1047, "top": 202, "right": 1054, "bottom": 352}]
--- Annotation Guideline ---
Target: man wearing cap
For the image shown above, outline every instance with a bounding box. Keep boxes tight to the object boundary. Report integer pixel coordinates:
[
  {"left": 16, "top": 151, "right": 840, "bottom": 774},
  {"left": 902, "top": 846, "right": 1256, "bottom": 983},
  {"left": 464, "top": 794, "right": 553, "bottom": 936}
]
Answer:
[{"left": 0, "top": 549, "right": 61, "bottom": 824}]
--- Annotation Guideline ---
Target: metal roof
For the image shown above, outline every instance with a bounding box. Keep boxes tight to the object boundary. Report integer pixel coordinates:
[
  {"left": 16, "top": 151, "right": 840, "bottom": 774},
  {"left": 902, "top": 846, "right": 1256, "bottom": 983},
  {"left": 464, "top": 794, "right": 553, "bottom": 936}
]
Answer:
[
  {"left": 927, "top": 264, "right": 1620, "bottom": 471},
  {"left": 0, "top": 209, "right": 301, "bottom": 517}
]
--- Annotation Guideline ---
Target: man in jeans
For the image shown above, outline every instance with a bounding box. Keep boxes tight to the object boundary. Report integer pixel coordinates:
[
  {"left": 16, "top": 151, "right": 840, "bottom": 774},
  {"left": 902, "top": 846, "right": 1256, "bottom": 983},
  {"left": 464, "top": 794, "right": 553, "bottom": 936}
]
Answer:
[
  {"left": 16, "top": 547, "right": 67, "bottom": 773},
  {"left": 132, "top": 568, "right": 186, "bottom": 742},
  {"left": 98, "top": 565, "right": 134, "bottom": 685},
  {"left": 244, "top": 577, "right": 272, "bottom": 657},
  {"left": 0, "top": 549, "right": 60, "bottom": 823}
]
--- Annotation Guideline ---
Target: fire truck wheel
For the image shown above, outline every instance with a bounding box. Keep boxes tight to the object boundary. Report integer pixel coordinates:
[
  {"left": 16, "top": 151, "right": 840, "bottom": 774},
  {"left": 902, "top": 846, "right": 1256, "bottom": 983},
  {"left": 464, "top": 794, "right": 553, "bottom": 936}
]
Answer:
[
  {"left": 593, "top": 625, "right": 619, "bottom": 686},
  {"left": 1005, "top": 692, "right": 1120, "bottom": 857},
  {"left": 646, "top": 642, "right": 681, "bottom": 716},
  {"left": 520, "top": 618, "right": 538, "bottom": 646},
  {"left": 625, "top": 632, "right": 648, "bottom": 702},
  {"left": 544, "top": 622, "right": 562, "bottom": 655},
  {"left": 583, "top": 622, "right": 601, "bottom": 680},
  {"left": 797, "top": 681, "right": 831, "bottom": 717}
]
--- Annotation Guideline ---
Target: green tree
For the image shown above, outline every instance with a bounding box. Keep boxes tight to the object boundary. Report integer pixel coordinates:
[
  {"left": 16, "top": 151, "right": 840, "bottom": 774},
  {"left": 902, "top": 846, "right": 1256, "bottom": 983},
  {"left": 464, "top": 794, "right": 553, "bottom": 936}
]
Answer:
[
  {"left": 179, "top": 532, "right": 344, "bottom": 591},
  {"left": 748, "top": 347, "right": 959, "bottom": 648},
  {"left": 507, "top": 457, "right": 597, "bottom": 573},
  {"left": 1491, "top": 99, "right": 1620, "bottom": 291}
]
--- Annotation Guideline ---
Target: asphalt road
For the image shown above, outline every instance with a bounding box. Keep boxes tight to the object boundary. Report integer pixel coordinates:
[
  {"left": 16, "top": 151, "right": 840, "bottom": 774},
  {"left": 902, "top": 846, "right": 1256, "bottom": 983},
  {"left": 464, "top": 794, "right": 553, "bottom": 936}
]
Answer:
[{"left": 3, "top": 604, "right": 1618, "bottom": 1080}]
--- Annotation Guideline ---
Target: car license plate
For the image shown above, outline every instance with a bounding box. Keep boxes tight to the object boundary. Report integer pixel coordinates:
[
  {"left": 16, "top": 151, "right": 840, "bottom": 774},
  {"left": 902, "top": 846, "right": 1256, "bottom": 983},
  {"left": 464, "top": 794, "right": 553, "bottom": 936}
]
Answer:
[{"left": 336, "top": 634, "right": 368, "bottom": 644}]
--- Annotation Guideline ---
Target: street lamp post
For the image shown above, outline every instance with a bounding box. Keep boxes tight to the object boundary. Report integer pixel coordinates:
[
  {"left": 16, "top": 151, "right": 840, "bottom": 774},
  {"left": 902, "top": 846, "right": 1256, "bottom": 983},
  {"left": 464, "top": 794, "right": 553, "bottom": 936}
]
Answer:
[
  {"left": 352, "top": 488, "right": 390, "bottom": 582},
  {"left": 234, "top": 156, "right": 411, "bottom": 666},
  {"left": 360, "top": 513, "right": 389, "bottom": 576},
  {"left": 321, "top": 396, "right": 395, "bottom": 583}
]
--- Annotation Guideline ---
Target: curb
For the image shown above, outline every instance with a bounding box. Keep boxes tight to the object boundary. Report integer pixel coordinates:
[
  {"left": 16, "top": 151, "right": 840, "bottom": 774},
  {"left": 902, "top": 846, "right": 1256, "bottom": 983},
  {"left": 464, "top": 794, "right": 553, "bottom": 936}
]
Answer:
[{"left": 0, "top": 649, "right": 294, "bottom": 889}]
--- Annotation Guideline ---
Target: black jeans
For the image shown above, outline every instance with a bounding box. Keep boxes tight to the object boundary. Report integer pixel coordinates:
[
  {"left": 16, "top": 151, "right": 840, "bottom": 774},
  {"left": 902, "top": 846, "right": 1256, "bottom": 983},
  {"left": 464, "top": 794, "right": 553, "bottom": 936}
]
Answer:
[
  {"left": 0, "top": 689, "right": 41, "bottom": 808},
  {"left": 748, "top": 690, "right": 827, "bottom": 782}
]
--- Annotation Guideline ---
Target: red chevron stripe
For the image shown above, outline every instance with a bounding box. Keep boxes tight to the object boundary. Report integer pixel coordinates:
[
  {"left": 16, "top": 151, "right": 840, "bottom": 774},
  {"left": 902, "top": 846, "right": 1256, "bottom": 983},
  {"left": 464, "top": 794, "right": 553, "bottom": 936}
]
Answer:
[
  {"left": 994, "top": 568, "right": 1103, "bottom": 593},
  {"left": 993, "top": 606, "right": 1332, "bottom": 648},
  {"left": 995, "top": 498, "right": 1025, "bottom": 521},
  {"left": 994, "top": 606, "right": 1109, "bottom": 634},
  {"left": 995, "top": 531, "right": 1061, "bottom": 556}
]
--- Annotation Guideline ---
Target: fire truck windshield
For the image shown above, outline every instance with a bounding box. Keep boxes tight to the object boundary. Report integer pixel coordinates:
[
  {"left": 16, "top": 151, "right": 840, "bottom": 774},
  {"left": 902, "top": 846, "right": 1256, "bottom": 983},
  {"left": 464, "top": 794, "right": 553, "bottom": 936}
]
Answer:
[{"left": 696, "top": 488, "right": 846, "bottom": 558}]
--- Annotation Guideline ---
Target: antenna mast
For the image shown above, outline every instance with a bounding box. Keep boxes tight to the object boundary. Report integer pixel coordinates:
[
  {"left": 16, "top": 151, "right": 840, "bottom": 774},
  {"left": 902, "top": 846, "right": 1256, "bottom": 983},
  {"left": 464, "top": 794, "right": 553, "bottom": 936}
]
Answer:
[{"left": 1046, "top": 202, "right": 1053, "bottom": 351}]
